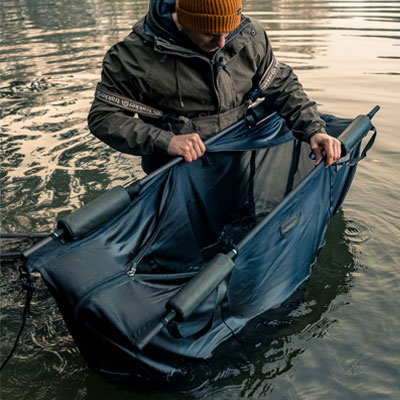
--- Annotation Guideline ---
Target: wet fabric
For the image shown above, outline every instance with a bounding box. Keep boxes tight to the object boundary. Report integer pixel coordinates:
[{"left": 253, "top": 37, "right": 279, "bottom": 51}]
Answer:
[{"left": 26, "top": 112, "right": 361, "bottom": 382}]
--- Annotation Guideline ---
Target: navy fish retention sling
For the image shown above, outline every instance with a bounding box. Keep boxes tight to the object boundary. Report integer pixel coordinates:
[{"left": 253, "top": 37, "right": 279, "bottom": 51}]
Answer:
[{"left": 23, "top": 100, "right": 378, "bottom": 383}]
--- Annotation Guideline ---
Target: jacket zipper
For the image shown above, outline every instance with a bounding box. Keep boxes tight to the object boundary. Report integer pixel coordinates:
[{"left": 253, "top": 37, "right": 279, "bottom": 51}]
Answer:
[{"left": 155, "top": 19, "right": 251, "bottom": 112}]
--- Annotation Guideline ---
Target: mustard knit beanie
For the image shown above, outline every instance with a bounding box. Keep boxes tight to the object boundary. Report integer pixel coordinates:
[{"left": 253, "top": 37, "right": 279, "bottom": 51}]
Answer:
[{"left": 176, "top": 0, "right": 242, "bottom": 34}]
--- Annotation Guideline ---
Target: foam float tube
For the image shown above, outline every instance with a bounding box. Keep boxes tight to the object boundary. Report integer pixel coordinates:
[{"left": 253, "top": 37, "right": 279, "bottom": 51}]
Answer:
[
  {"left": 339, "top": 105, "right": 379, "bottom": 156},
  {"left": 135, "top": 251, "right": 237, "bottom": 350}
]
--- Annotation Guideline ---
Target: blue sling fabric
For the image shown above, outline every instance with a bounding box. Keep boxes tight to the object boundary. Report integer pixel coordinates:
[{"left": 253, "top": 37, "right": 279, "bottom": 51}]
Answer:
[{"left": 26, "top": 112, "right": 363, "bottom": 382}]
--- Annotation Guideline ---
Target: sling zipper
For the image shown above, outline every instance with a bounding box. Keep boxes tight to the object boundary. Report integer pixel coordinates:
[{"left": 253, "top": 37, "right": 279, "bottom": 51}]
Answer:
[
  {"left": 72, "top": 235, "right": 153, "bottom": 321},
  {"left": 72, "top": 172, "right": 176, "bottom": 322},
  {"left": 72, "top": 272, "right": 129, "bottom": 321},
  {"left": 72, "top": 222, "right": 164, "bottom": 322},
  {"left": 127, "top": 265, "right": 137, "bottom": 277}
]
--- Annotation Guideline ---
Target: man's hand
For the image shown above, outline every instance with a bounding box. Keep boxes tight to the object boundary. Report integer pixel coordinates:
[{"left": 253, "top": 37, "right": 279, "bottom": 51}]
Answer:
[
  {"left": 167, "top": 133, "right": 206, "bottom": 162},
  {"left": 310, "top": 133, "right": 342, "bottom": 167}
]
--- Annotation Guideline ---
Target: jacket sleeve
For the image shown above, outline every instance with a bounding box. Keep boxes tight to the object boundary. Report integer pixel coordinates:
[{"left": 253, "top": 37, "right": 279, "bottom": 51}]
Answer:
[
  {"left": 88, "top": 39, "right": 174, "bottom": 156},
  {"left": 256, "top": 29, "right": 327, "bottom": 142}
]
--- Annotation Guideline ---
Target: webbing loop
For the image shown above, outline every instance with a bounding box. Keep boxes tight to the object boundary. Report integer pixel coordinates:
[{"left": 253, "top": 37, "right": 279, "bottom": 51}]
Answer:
[{"left": 338, "top": 128, "right": 377, "bottom": 166}]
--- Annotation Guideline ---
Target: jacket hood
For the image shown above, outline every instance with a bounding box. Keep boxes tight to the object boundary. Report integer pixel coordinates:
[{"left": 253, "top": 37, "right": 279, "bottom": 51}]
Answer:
[
  {"left": 145, "top": 0, "right": 181, "bottom": 42},
  {"left": 143, "top": 0, "right": 251, "bottom": 56}
]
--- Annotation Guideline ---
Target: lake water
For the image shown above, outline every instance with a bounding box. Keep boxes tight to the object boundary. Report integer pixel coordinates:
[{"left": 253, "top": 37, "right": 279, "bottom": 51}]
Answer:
[{"left": 1, "top": 0, "right": 399, "bottom": 399}]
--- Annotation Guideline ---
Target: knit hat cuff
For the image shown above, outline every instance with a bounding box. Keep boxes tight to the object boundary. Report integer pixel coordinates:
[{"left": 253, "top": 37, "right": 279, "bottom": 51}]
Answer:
[{"left": 176, "top": 6, "right": 241, "bottom": 34}]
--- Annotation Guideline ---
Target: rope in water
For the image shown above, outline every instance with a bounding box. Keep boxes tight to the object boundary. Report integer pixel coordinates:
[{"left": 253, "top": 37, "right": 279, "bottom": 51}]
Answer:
[{"left": 0, "top": 266, "right": 35, "bottom": 373}]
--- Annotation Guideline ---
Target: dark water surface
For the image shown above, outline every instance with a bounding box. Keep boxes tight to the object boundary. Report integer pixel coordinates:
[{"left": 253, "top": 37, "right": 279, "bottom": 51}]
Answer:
[{"left": 1, "top": 0, "right": 399, "bottom": 399}]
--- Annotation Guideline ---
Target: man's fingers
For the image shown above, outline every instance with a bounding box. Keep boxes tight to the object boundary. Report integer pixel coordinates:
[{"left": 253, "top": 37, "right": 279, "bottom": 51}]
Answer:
[
  {"left": 187, "top": 134, "right": 205, "bottom": 161},
  {"left": 193, "top": 138, "right": 206, "bottom": 159},
  {"left": 310, "top": 133, "right": 342, "bottom": 167},
  {"left": 190, "top": 146, "right": 198, "bottom": 161},
  {"left": 312, "top": 145, "right": 323, "bottom": 166},
  {"left": 199, "top": 138, "right": 206, "bottom": 154},
  {"left": 335, "top": 140, "right": 342, "bottom": 159},
  {"left": 325, "top": 140, "right": 334, "bottom": 166},
  {"left": 184, "top": 146, "right": 193, "bottom": 163},
  {"left": 167, "top": 133, "right": 206, "bottom": 162},
  {"left": 324, "top": 137, "right": 342, "bottom": 167}
]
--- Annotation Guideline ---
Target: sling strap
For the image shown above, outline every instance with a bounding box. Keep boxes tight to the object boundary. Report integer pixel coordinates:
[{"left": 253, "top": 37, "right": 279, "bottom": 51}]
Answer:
[{"left": 338, "top": 127, "right": 377, "bottom": 166}]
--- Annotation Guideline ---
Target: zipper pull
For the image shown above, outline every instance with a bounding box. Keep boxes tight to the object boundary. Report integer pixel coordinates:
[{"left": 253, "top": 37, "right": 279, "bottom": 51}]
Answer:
[
  {"left": 127, "top": 264, "right": 137, "bottom": 277},
  {"left": 218, "top": 57, "right": 227, "bottom": 69}
]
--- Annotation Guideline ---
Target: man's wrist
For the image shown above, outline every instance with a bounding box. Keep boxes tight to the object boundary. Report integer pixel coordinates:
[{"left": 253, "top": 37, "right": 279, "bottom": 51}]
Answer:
[
  {"left": 302, "top": 125, "right": 328, "bottom": 143},
  {"left": 154, "top": 130, "right": 176, "bottom": 153}
]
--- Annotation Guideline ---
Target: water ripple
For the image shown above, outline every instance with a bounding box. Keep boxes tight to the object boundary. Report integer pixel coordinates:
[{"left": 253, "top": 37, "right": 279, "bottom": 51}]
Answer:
[{"left": 344, "top": 220, "right": 373, "bottom": 244}]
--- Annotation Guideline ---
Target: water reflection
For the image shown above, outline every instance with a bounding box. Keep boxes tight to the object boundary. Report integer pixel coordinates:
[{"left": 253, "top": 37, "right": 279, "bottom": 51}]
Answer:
[
  {"left": 1, "top": 0, "right": 151, "bottom": 234},
  {"left": 1, "top": 0, "right": 399, "bottom": 399}
]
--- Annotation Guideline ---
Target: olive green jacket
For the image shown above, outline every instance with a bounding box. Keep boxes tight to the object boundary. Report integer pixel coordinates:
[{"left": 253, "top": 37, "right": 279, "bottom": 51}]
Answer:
[{"left": 88, "top": 11, "right": 326, "bottom": 171}]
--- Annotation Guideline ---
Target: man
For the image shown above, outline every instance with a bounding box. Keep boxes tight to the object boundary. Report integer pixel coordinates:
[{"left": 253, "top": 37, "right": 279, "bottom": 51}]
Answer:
[{"left": 88, "top": 0, "right": 341, "bottom": 173}]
